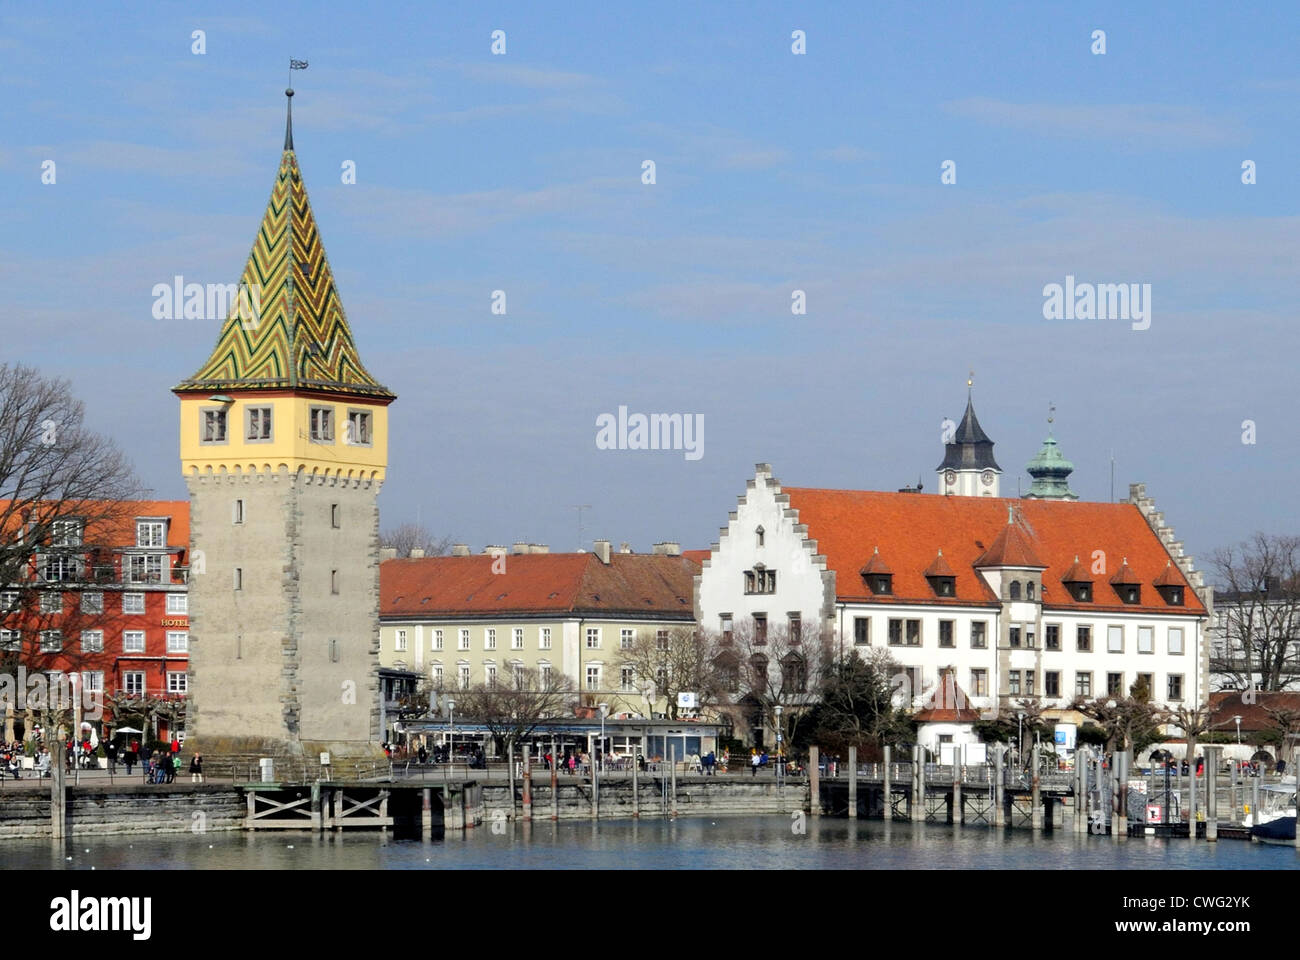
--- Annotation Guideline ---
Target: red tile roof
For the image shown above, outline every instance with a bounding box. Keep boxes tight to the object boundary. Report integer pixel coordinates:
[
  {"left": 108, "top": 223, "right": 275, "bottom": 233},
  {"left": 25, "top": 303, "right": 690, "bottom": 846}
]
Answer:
[
  {"left": 381, "top": 552, "right": 700, "bottom": 620},
  {"left": 974, "top": 518, "right": 1044, "bottom": 569},
  {"left": 780, "top": 489, "right": 1205, "bottom": 614},
  {"left": 923, "top": 550, "right": 957, "bottom": 578},
  {"left": 1209, "top": 691, "right": 1300, "bottom": 733},
  {"left": 1061, "top": 556, "right": 1092, "bottom": 582},
  {"left": 913, "top": 669, "right": 982, "bottom": 723},
  {"left": 682, "top": 549, "right": 712, "bottom": 565},
  {"left": 0, "top": 499, "right": 190, "bottom": 550},
  {"left": 860, "top": 548, "right": 892, "bottom": 576}
]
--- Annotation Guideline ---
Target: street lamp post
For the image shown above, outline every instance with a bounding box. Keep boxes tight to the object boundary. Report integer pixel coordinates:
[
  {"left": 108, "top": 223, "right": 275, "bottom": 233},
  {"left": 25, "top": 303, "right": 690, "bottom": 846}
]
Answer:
[
  {"left": 595, "top": 702, "right": 609, "bottom": 820},
  {"left": 1234, "top": 715, "right": 1242, "bottom": 747},
  {"left": 774, "top": 705, "right": 784, "bottom": 800},
  {"left": 445, "top": 698, "right": 455, "bottom": 787},
  {"left": 599, "top": 702, "right": 609, "bottom": 774},
  {"left": 1017, "top": 712, "right": 1025, "bottom": 770}
]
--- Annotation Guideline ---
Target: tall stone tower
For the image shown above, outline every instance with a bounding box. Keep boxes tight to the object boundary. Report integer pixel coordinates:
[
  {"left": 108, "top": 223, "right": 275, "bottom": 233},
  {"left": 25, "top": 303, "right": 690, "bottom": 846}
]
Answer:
[{"left": 172, "top": 89, "right": 396, "bottom": 770}]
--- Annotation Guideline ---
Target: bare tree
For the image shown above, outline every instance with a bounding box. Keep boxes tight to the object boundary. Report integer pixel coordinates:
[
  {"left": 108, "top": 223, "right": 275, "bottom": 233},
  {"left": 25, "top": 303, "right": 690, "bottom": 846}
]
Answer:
[
  {"left": 617, "top": 625, "right": 720, "bottom": 720},
  {"left": 711, "top": 617, "right": 831, "bottom": 753},
  {"left": 1168, "top": 702, "right": 1212, "bottom": 772},
  {"left": 1070, "top": 695, "right": 1168, "bottom": 755},
  {"left": 0, "top": 364, "right": 142, "bottom": 741},
  {"left": 380, "top": 522, "right": 455, "bottom": 558},
  {"left": 453, "top": 666, "right": 575, "bottom": 815},
  {"left": 1211, "top": 533, "right": 1300, "bottom": 691},
  {"left": 1262, "top": 704, "right": 1300, "bottom": 766}
]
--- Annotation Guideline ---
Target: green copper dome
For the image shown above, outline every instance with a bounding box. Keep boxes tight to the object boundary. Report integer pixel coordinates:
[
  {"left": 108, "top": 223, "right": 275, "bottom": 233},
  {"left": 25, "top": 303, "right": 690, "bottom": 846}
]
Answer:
[{"left": 1024, "top": 432, "right": 1078, "bottom": 500}]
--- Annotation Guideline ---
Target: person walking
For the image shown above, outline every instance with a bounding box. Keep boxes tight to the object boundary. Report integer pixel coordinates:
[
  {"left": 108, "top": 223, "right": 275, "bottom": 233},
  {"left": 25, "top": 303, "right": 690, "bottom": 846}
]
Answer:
[
  {"left": 105, "top": 741, "right": 117, "bottom": 774},
  {"left": 189, "top": 753, "right": 203, "bottom": 784},
  {"left": 751, "top": 748, "right": 761, "bottom": 778}
]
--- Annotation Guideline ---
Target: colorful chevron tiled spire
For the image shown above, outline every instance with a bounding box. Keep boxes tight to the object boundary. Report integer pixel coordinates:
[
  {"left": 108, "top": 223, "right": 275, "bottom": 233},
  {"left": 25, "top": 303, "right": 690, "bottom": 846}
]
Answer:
[{"left": 175, "top": 89, "right": 394, "bottom": 399}]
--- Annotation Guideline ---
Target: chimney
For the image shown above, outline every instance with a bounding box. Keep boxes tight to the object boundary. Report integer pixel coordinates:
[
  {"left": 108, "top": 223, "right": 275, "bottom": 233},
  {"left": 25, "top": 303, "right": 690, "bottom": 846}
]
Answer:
[
  {"left": 451, "top": 544, "right": 471, "bottom": 557},
  {"left": 380, "top": 547, "right": 398, "bottom": 562},
  {"left": 619, "top": 542, "right": 632, "bottom": 554},
  {"left": 409, "top": 548, "right": 425, "bottom": 559},
  {"left": 652, "top": 542, "right": 681, "bottom": 556},
  {"left": 512, "top": 541, "right": 529, "bottom": 555},
  {"left": 529, "top": 544, "right": 549, "bottom": 554},
  {"left": 593, "top": 540, "right": 611, "bottom": 564},
  {"left": 483, "top": 545, "right": 506, "bottom": 556}
]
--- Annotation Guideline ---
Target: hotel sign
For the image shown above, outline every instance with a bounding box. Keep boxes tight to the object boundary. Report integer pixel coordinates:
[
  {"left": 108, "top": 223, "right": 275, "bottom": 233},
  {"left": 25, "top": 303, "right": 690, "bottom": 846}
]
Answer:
[{"left": 161, "top": 618, "right": 188, "bottom": 627}]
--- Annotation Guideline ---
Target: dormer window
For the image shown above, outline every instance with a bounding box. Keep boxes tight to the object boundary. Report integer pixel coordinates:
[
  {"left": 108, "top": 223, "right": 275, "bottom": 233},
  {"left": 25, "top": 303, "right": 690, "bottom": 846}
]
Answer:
[
  {"left": 872, "top": 576, "right": 892, "bottom": 595},
  {"left": 930, "top": 577, "right": 955, "bottom": 597},
  {"left": 1153, "top": 563, "right": 1186, "bottom": 606},
  {"left": 1060, "top": 555, "right": 1093, "bottom": 603},
  {"left": 1123, "top": 585, "right": 1141, "bottom": 605},
  {"left": 1074, "top": 583, "right": 1092, "bottom": 602},
  {"left": 860, "top": 547, "right": 893, "bottom": 596},
  {"left": 923, "top": 550, "right": 956, "bottom": 598},
  {"left": 1110, "top": 558, "right": 1142, "bottom": 605}
]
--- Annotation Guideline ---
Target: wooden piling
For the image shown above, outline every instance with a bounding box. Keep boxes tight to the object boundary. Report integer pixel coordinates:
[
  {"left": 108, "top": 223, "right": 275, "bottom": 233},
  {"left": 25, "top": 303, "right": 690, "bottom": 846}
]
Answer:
[
  {"left": 916, "top": 745, "right": 927, "bottom": 822},
  {"left": 522, "top": 749, "right": 532, "bottom": 822},
  {"left": 550, "top": 736, "right": 558, "bottom": 822},
  {"left": 1031, "top": 742, "right": 1041, "bottom": 832},
  {"left": 1205, "top": 746, "right": 1219, "bottom": 841},
  {"left": 847, "top": 746, "right": 857, "bottom": 819},
  {"left": 631, "top": 745, "right": 640, "bottom": 818},
  {"left": 993, "top": 747, "right": 1005, "bottom": 827},
  {"left": 421, "top": 788, "right": 432, "bottom": 839},
  {"left": 51, "top": 742, "right": 66, "bottom": 840},
  {"left": 809, "top": 746, "right": 820, "bottom": 817},
  {"left": 881, "top": 745, "right": 890, "bottom": 821},
  {"left": 669, "top": 745, "right": 677, "bottom": 818}
]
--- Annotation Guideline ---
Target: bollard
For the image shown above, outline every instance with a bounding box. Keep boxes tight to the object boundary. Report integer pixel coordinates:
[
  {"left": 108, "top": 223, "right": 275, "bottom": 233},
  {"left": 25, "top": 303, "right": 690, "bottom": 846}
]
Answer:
[
  {"left": 1031, "top": 742, "right": 1042, "bottom": 831},
  {"left": 882, "top": 745, "right": 891, "bottom": 821},
  {"left": 522, "top": 748, "right": 532, "bottom": 822},
  {"left": 550, "top": 736, "right": 559, "bottom": 822},
  {"left": 848, "top": 746, "right": 858, "bottom": 819},
  {"left": 809, "top": 746, "right": 820, "bottom": 817},
  {"left": 1205, "top": 746, "right": 1219, "bottom": 842}
]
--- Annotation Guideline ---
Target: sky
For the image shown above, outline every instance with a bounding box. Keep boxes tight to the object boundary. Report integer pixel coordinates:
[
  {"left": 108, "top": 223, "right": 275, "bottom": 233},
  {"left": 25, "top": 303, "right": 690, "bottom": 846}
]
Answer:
[{"left": 2, "top": 2, "right": 1297, "bottom": 566}]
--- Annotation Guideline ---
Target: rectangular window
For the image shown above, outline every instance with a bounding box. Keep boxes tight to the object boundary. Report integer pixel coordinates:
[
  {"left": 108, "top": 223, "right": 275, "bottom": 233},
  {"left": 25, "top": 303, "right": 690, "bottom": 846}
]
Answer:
[
  {"left": 585, "top": 627, "right": 600, "bottom": 649},
  {"left": 432, "top": 665, "right": 444, "bottom": 689},
  {"left": 1075, "top": 672, "right": 1092, "bottom": 697},
  {"left": 233, "top": 567, "right": 243, "bottom": 591},
  {"left": 81, "top": 591, "right": 103, "bottom": 614},
  {"left": 971, "top": 621, "right": 987, "bottom": 649},
  {"left": 346, "top": 410, "right": 372, "bottom": 446},
  {"left": 128, "top": 554, "right": 164, "bottom": 583},
  {"left": 905, "top": 619, "right": 921, "bottom": 646},
  {"left": 1045, "top": 624, "right": 1060, "bottom": 651},
  {"left": 309, "top": 406, "right": 335, "bottom": 442},
  {"left": 43, "top": 554, "right": 77, "bottom": 583},
  {"left": 124, "top": 672, "right": 145, "bottom": 696},
  {"left": 888, "top": 619, "right": 903, "bottom": 646},
  {"left": 513, "top": 628, "right": 525, "bottom": 650},
  {"left": 1008, "top": 670, "right": 1021, "bottom": 696},
  {"left": 433, "top": 629, "right": 444, "bottom": 651},
  {"left": 123, "top": 630, "right": 145, "bottom": 653},
  {"left": 1077, "top": 625, "right": 1091, "bottom": 652},
  {"left": 744, "top": 571, "right": 756, "bottom": 594},
  {"left": 82, "top": 671, "right": 104, "bottom": 693},
  {"left": 621, "top": 628, "right": 636, "bottom": 650},
  {"left": 1025, "top": 670, "right": 1035, "bottom": 695},
  {"left": 938, "top": 620, "right": 954, "bottom": 648},
  {"left": 539, "top": 627, "right": 551, "bottom": 650},
  {"left": 0, "top": 630, "right": 19, "bottom": 652},
  {"left": 232, "top": 499, "right": 245, "bottom": 524},
  {"left": 40, "top": 591, "right": 63, "bottom": 614},
  {"left": 331, "top": 570, "right": 339, "bottom": 595},
  {"left": 395, "top": 629, "right": 408, "bottom": 652},
  {"left": 485, "top": 663, "right": 497, "bottom": 686},
  {"left": 1025, "top": 627, "right": 1036, "bottom": 648},
  {"left": 486, "top": 628, "right": 497, "bottom": 650},
  {"left": 1137, "top": 672, "right": 1154, "bottom": 697},
  {"left": 1009, "top": 626, "right": 1021, "bottom": 648},
  {"left": 788, "top": 613, "right": 801, "bottom": 642},
  {"left": 458, "top": 665, "right": 470, "bottom": 690},
  {"left": 123, "top": 592, "right": 145, "bottom": 614},
  {"left": 1137, "top": 626, "right": 1154, "bottom": 654},
  {"left": 329, "top": 638, "right": 338, "bottom": 663},
  {"left": 1107, "top": 672, "right": 1123, "bottom": 696},
  {"left": 166, "top": 631, "right": 188, "bottom": 653},
  {"left": 656, "top": 629, "right": 670, "bottom": 651},
  {"left": 136, "top": 520, "right": 166, "bottom": 548},
  {"left": 166, "top": 672, "right": 188, "bottom": 694},
  {"left": 970, "top": 668, "right": 988, "bottom": 697},
  {"left": 540, "top": 664, "right": 552, "bottom": 686},
  {"left": 1168, "top": 628, "right": 1184, "bottom": 655},
  {"left": 40, "top": 630, "right": 62, "bottom": 652},
  {"left": 586, "top": 665, "right": 601, "bottom": 692},
  {"left": 720, "top": 615, "right": 733, "bottom": 644},
  {"left": 621, "top": 666, "right": 635, "bottom": 692},
  {"left": 81, "top": 630, "right": 103, "bottom": 652},
  {"left": 459, "top": 629, "right": 470, "bottom": 650},
  {"left": 51, "top": 519, "right": 83, "bottom": 546},
  {"left": 0, "top": 590, "right": 18, "bottom": 613},
  {"left": 754, "top": 614, "right": 768, "bottom": 644},
  {"left": 1108, "top": 625, "right": 1124, "bottom": 654},
  {"left": 166, "top": 593, "right": 187, "bottom": 615},
  {"left": 331, "top": 504, "right": 340, "bottom": 529},
  {"left": 1045, "top": 671, "right": 1060, "bottom": 698},
  {"left": 246, "top": 406, "right": 272, "bottom": 441},
  {"left": 1168, "top": 674, "right": 1184, "bottom": 701},
  {"left": 201, "top": 408, "right": 227, "bottom": 443},
  {"left": 854, "top": 617, "right": 870, "bottom": 646}
]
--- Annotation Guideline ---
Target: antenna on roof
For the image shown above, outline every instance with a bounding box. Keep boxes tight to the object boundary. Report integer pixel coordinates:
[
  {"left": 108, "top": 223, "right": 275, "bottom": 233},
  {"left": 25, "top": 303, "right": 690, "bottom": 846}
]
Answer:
[{"left": 572, "top": 504, "right": 592, "bottom": 552}]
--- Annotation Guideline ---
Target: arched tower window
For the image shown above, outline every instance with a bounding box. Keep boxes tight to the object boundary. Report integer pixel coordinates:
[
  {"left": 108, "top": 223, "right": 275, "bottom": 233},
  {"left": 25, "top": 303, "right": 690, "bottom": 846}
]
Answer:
[
  {"left": 755, "top": 525, "right": 765, "bottom": 547},
  {"left": 1027, "top": 581, "right": 1036, "bottom": 600},
  {"left": 1009, "top": 581, "right": 1021, "bottom": 600}
]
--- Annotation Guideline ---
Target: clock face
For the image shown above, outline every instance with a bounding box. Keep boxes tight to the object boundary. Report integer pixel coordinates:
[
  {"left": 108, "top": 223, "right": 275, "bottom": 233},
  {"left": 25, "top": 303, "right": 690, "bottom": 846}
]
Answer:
[
  {"left": 981, "top": 470, "right": 995, "bottom": 486},
  {"left": 945, "top": 470, "right": 956, "bottom": 485}
]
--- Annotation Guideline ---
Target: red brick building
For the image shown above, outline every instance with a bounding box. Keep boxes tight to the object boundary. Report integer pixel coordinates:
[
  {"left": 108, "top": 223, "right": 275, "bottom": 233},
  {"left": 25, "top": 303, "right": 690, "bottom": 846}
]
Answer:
[{"left": 0, "top": 500, "right": 191, "bottom": 741}]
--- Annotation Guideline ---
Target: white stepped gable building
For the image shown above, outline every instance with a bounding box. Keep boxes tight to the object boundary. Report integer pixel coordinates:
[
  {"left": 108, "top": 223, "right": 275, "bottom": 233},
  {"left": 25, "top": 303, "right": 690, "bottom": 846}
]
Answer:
[{"left": 696, "top": 398, "right": 1211, "bottom": 748}]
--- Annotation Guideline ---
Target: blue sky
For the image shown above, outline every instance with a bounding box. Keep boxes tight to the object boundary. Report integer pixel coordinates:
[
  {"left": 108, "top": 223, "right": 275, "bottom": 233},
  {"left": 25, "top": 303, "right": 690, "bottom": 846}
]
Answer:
[{"left": 2, "top": 2, "right": 1297, "bottom": 564}]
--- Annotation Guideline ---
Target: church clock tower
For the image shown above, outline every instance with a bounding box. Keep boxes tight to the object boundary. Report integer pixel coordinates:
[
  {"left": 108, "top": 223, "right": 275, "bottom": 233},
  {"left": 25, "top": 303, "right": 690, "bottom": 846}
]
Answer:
[
  {"left": 172, "top": 89, "right": 396, "bottom": 771},
  {"left": 938, "top": 377, "right": 1001, "bottom": 497}
]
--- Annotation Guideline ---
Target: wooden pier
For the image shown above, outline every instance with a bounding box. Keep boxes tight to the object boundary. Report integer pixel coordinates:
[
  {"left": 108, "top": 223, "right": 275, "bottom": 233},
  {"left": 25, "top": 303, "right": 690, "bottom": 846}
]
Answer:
[{"left": 239, "top": 779, "right": 484, "bottom": 835}]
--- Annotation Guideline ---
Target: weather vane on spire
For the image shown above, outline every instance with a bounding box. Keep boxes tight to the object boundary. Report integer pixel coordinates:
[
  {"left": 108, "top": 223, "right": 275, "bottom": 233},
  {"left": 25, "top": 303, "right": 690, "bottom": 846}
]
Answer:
[{"left": 1048, "top": 401, "right": 1055, "bottom": 426}]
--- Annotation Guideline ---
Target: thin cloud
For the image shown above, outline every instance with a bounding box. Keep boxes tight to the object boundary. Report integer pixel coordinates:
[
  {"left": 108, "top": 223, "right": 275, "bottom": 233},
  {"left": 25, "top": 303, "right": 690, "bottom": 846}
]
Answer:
[{"left": 944, "top": 97, "right": 1238, "bottom": 146}]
